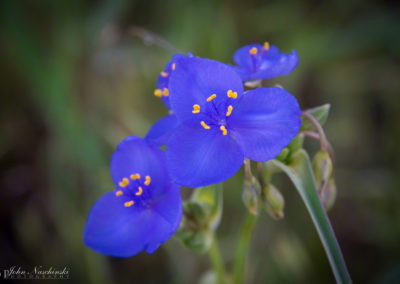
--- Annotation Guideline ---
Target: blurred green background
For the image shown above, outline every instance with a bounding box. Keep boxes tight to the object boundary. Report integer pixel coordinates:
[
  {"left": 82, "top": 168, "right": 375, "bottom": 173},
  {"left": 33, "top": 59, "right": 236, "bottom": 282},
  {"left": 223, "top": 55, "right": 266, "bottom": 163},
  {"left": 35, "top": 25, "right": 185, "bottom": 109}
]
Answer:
[{"left": 1, "top": 0, "right": 399, "bottom": 283}]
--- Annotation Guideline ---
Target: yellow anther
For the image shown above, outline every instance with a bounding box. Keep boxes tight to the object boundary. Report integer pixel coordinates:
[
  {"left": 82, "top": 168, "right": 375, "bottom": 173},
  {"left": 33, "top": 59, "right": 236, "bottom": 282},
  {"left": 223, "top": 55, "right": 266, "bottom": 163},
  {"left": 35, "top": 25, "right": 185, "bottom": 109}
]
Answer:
[
  {"left": 144, "top": 175, "right": 151, "bottom": 186},
  {"left": 263, "top": 41, "right": 270, "bottom": 50},
  {"left": 161, "top": 71, "right": 168, "bottom": 77},
  {"left": 220, "top": 125, "right": 228, "bottom": 135},
  {"left": 249, "top": 47, "right": 258, "bottom": 55},
  {"left": 124, "top": 200, "right": 135, "bottom": 207},
  {"left": 200, "top": 121, "right": 211, "bottom": 130},
  {"left": 207, "top": 94, "right": 217, "bottom": 102},
  {"left": 130, "top": 173, "right": 141, "bottom": 180},
  {"left": 115, "top": 190, "right": 123, "bottom": 197},
  {"left": 192, "top": 104, "right": 200, "bottom": 114},
  {"left": 136, "top": 186, "right": 143, "bottom": 196},
  {"left": 119, "top": 178, "right": 129, "bottom": 188},
  {"left": 227, "top": 90, "right": 238, "bottom": 99},
  {"left": 172, "top": 63, "right": 176, "bottom": 70},
  {"left": 162, "top": 88, "right": 169, "bottom": 97},
  {"left": 226, "top": 105, "right": 233, "bottom": 117},
  {"left": 154, "top": 89, "right": 162, "bottom": 98}
]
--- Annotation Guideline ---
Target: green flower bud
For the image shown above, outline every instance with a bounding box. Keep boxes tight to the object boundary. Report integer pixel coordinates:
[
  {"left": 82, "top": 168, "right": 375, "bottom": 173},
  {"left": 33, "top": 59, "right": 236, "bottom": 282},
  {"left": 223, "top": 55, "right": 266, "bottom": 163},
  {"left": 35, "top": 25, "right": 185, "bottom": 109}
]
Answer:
[
  {"left": 261, "top": 183, "right": 285, "bottom": 220},
  {"left": 312, "top": 150, "right": 333, "bottom": 193},
  {"left": 175, "top": 229, "right": 213, "bottom": 254},
  {"left": 288, "top": 134, "right": 305, "bottom": 153},
  {"left": 275, "top": 147, "right": 290, "bottom": 162},
  {"left": 320, "top": 178, "right": 337, "bottom": 211},
  {"left": 182, "top": 201, "right": 213, "bottom": 228},
  {"left": 242, "top": 177, "right": 261, "bottom": 215}
]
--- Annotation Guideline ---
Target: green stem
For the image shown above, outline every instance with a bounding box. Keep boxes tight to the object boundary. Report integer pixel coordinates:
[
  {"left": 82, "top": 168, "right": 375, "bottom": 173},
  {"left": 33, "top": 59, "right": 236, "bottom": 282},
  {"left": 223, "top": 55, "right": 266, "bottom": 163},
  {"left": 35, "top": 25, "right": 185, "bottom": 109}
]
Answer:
[
  {"left": 233, "top": 213, "right": 258, "bottom": 284},
  {"left": 209, "top": 236, "right": 226, "bottom": 284}
]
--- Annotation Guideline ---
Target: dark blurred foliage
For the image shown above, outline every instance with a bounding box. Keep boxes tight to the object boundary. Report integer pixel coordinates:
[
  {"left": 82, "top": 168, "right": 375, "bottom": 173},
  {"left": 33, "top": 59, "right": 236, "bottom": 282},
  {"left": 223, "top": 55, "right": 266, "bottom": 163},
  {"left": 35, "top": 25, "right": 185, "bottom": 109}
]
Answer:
[{"left": 0, "top": 0, "right": 399, "bottom": 283}]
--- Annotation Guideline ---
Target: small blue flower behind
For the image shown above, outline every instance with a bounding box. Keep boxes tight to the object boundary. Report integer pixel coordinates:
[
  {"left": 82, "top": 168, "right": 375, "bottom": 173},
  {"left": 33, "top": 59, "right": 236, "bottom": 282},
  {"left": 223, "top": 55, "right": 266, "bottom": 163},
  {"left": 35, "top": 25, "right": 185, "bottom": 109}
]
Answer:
[
  {"left": 147, "top": 54, "right": 193, "bottom": 146},
  {"left": 154, "top": 60, "right": 175, "bottom": 109},
  {"left": 166, "top": 56, "right": 301, "bottom": 188},
  {"left": 232, "top": 42, "right": 299, "bottom": 82},
  {"left": 83, "top": 136, "right": 182, "bottom": 257}
]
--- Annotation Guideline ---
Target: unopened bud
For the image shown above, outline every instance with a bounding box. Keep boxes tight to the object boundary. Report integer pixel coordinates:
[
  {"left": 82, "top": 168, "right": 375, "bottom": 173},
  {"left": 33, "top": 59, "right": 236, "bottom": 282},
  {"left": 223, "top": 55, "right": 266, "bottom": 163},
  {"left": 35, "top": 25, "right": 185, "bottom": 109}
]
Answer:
[
  {"left": 275, "top": 147, "right": 290, "bottom": 162},
  {"left": 320, "top": 178, "right": 337, "bottom": 211},
  {"left": 242, "top": 177, "right": 260, "bottom": 215},
  {"left": 182, "top": 201, "right": 212, "bottom": 228},
  {"left": 288, "top": 134, "right": 304, "bottom": 153},
  {"left": 312, "top": 150, "right": 333, "bottom": 193},
  {"left": 261, "top": 183, "right": 285, "bottom": 220},
  {"left": 175, "top": 228, "right": 213, "bottom": 254}
]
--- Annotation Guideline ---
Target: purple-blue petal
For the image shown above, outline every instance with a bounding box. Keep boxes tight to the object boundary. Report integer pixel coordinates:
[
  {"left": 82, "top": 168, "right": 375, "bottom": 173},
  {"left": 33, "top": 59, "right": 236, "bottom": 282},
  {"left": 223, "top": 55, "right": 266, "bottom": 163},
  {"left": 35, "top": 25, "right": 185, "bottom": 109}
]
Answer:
[
  {"left": 83, "top": 185, "right": 182, "bottom": 257},
  {"left": 166, "top": 120, "right": 244, "bottom": 187},
  {"left": 146, "top": 114, "right": 178, "bottom": 146},
  {"left": 229, "top": 87, "right": 301, "bottom": 162},
  {"left": 169, "top": 56, "right": 244, "bottom": 122},
  {"left": 110, "top": 136, "right": 170, "bottom": 197}
]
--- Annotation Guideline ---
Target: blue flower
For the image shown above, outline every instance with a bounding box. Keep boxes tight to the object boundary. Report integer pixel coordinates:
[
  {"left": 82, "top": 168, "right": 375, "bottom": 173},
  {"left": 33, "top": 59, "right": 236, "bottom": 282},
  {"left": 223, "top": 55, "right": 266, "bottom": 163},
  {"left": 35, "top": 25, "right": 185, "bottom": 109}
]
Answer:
[
  {"left": 83, "top": 136, "right": 182, "bottom": 257},
  {"left": 232, "top": 42, "right": 298, "bottom": 82},
  {"left": 165, "top": 56, "right": 301, "bottom": 187}
]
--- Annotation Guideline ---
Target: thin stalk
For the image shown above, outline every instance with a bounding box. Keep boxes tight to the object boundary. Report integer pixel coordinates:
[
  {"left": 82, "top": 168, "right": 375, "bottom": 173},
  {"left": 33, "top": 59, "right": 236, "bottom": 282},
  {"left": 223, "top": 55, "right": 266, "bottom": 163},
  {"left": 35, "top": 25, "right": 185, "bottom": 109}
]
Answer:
[
  {"left": 301, "top": 111, "right": 329, "bottom": 150},
  {"left": 129, "top": 26, "right": 181, "bottom": 53},
  {"left": 301, "top": 111, "right": 336, "bottom": 166},
  {"left": 244, "top": 158, "right": 253, "bottom": 180},
  {"left": 233, "top": 213, "right": 258, "bottom": 284},
  {"left": 301, "top": 131, "right": 320, "bottom": 140},
  {"left": 209, "top": 236, "right": 226, "bottom": 284}
]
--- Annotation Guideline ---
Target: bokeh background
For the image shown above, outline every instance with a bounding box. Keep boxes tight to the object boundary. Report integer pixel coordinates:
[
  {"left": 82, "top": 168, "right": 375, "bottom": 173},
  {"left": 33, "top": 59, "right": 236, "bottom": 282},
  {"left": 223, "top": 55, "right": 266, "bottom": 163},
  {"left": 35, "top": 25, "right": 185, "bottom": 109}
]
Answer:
[{"left": 1, "top": 0, "right": 399, "bottom": 283}]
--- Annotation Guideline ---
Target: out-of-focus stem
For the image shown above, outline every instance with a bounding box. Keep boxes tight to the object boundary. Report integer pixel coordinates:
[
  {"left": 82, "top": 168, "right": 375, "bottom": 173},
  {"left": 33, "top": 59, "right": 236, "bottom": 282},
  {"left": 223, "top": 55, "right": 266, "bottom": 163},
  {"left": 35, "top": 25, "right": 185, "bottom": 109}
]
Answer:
[
  {"left": 256, "top": 162, "right": 266, "bottom": 188},
  {"left": 233, "top": 213, "right": 258, "bottom": 284},
  {"left": 208, "top": 236, "right": 226, "bottom": 284},
  {"left": 301, "top": 111, "right": 336, "bottom": 166},
  {"left": 244, "top": 158, "right": 252, "bottom": 180},
  {"left": 301, "top": 131, "right": 320, "bottom": 140},
  {"left": 129, "top": 26, "right": 181, "bottom": 53}
]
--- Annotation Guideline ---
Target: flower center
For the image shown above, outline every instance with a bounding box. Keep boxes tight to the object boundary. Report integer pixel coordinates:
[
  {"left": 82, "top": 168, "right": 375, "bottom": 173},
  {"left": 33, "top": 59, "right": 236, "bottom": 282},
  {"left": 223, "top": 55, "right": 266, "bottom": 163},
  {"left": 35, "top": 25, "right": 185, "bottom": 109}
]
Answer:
[
  {"left": 191, "top": 90, "right": 237, "bottom": 136},
  {"left": 248, "top": 42, "right": 270, "bottom": 73},
  {"left": 114, "top": 173, "right": 152, "bottom": 207}
]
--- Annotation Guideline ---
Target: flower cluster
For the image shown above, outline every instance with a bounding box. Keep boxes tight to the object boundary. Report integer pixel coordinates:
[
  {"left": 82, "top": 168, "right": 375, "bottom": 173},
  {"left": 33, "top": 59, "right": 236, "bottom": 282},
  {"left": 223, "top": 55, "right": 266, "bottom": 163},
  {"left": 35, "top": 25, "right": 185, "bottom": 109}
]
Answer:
[{"left": 84, "top": 42, "right": 301, "bottom": 257}]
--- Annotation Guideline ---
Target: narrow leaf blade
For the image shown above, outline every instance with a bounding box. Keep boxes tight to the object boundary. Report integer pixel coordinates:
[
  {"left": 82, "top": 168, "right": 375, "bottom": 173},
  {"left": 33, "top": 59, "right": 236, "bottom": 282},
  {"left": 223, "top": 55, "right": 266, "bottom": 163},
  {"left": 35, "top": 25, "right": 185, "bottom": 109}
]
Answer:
[{"left": 270, "top": 150, "right": 351, "bottom": 284}]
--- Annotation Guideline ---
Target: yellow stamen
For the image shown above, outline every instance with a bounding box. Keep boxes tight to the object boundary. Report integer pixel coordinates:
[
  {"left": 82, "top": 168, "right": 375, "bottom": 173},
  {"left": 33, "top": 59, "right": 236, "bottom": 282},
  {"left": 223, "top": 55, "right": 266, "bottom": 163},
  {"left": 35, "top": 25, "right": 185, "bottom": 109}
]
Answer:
[
  {"left": 192, "top": 104, "right": 200, "bottom": 114},
  {"left": 144, "top": 175, "right": 151, "bottom": 186},
  {"left": 115, "top": 190, "right": 123, "bottom": 197},
  {"left": 226, "top": 105, "right": 233, "bottom": 117},
  {"left": 207, "top": 94, "right": 217, "bottom": 102},
  {"left": 249, "top": 47, "right": 258, "bottom": 55},
  {"left": 172, "top": 63, "right": 176, "bottom": 70},
  {"left": 119, "top": 178, "right": 129, "bottom": 187},
  {"left": 130, "top": 173, "right": 141, "bottom": 180},
  {"left": 220, "top": 125, "right": 227, "bottom": 135},
  {"left": 227, "top": 90, "right": 238, "bottom": 99},
  {"left": 154, "top": 89, "right": 162, "bottom": 98},
  {"left": 136, "top": 186, "right": 143, "bottom": 196},
  {"left": 263, "top": 41, "right": 270, "bottom": 50},
  {"left": 200, "top": 121, "right": 211, "bottom": 130},
  {"left": 163, "top": 88, "right": 169, "bottom": 97},
  {"left": 161, "top": 71, "right": 168, "bottom": 77},
  {"left": 124, "top": 200, "right": 134, "bottom": 207}
]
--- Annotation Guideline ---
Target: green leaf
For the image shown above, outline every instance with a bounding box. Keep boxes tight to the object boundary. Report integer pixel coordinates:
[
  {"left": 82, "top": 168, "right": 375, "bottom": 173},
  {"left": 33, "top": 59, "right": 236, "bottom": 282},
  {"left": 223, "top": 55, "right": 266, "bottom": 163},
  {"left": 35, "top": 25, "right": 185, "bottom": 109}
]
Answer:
[
  {"left": 300, "top": 104, "right": 330, "bottom": 131},
  {"left": 270, "top": 150, "right": 351, "bottom": 284}
]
